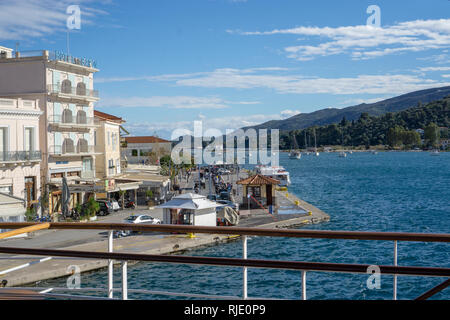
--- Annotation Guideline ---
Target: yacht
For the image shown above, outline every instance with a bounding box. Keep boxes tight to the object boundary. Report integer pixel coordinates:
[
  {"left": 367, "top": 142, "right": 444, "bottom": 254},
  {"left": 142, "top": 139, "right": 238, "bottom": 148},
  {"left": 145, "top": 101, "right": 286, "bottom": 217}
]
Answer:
[
  {"left": 289, "top": 134, "right": 301, "bottom": 159},
  {"left": 313, "top": 128, "right": 319, "bottom": 156},
  {"left": 255, "top": 165, "right": 291, "bottom": 186},
  {"left": 430, "top": 149, "right": 440, "bottom": 156},
  {"left": 289, "top": 150, "right": 301, "bottom": 159}
]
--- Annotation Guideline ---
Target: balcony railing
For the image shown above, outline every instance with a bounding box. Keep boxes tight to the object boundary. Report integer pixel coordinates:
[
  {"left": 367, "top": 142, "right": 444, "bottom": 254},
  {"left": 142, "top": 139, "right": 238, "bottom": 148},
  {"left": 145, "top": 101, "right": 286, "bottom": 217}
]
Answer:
[
  {"left": 80, "top": 170, "right": 96, "bottom": 180},
  {"left": 47, "top": 84, "right": 99, "bottom": 99},
  {"left": 0, "top": 151, "right": 41, "bottom": 162},
  {"left": 48, "top": 145, "right": 101, "bottom": 156},
  {"left": 48, "top": 115, "right": 100, "bottom": 127}
]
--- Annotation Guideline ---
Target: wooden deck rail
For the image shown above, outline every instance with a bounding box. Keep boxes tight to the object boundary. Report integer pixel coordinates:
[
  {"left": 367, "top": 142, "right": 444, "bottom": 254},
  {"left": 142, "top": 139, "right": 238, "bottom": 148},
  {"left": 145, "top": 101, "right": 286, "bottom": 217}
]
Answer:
[
  {"left": 0, "top": 223, "right": 50, "bottom": 240},
  {"left": 0, "top": 222, "right": 449, "bottom": 242}
]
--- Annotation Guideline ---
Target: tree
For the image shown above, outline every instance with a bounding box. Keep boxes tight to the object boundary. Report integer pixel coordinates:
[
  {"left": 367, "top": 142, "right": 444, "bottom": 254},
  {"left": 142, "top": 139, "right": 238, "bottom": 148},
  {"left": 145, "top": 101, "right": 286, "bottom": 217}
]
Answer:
[{"left": 424, "top": 123, "right": 440, "bottom": 147}]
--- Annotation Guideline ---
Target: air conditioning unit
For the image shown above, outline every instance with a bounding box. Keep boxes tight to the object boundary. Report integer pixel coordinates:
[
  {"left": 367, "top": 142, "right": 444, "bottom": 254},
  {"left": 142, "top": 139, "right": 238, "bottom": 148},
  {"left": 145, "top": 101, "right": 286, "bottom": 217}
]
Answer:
[{"left": 0, "top": 51, "right": 7, "bottom": 59}]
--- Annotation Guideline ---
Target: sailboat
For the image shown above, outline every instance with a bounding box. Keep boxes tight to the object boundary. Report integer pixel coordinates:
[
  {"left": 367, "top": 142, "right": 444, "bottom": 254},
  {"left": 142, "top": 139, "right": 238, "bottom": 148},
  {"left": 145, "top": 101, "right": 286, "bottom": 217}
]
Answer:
[
  {"left": 289, "top": 134, "right": 301, "bottom": 159},
  {"left": 430, "top": 127, "right": 440, "bottom": 156},
  {"left": 303, "top": 131, "right": 310, "bottom": 155},
  {"left": 313, "top": 128, "right": 319, "bottom": 156}
]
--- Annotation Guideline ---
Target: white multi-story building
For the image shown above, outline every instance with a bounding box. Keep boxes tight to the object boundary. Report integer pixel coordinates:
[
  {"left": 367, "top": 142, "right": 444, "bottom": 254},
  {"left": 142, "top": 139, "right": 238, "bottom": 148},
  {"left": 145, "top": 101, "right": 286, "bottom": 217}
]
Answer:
[
  {"left": 0, "top": 97, "right": 42, "bottom": 209},
  {"left": 0, "top": 46, "right": 100, "bottom": 214}
]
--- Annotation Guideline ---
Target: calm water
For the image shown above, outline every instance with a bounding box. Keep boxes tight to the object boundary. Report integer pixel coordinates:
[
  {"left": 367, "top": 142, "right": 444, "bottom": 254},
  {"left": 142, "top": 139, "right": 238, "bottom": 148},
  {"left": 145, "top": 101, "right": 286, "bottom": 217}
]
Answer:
[{"left": 33, "top": 152, "right": 450, "bottom": 300}]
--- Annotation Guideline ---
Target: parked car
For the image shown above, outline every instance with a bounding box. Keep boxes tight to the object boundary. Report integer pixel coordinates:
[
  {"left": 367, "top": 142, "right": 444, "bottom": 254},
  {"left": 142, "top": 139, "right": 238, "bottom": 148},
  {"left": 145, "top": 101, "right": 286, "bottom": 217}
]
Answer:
[
  {"left": 118, "top": 214, "right": 161, "bottom": 236},
  {"left": 216, "top": 200, "right": 239, "bottom": 213},
  {"left": 125, "top": 214, "right": 161, "bottom": 225},
  {"left": 219, "top": 191, "right": 231, "bottom": 201},
  {"left": 92, "top": 200, "right": 113, "bottom": 216},
  {"left": 218, "top": 168, "right": 231, "bottom": 174},
  {"left": 96, "top": 198, "right": 120, "bottom": 212},
  {"left": 207, "top": 194, "right": 219, "bottom": 201}
]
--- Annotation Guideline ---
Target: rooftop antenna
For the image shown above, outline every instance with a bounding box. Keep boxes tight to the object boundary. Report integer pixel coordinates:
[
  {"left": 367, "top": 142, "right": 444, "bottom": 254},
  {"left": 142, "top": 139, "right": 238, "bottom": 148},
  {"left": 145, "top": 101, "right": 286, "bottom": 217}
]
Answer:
[{"left": 66, "top": 30, "right": 70, "bottom": 55}]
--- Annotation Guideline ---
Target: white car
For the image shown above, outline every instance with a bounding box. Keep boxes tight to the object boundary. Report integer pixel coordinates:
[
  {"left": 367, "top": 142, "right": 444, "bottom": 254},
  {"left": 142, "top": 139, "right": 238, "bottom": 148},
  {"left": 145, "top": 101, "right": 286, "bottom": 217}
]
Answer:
[
  {"left": 125, "top": 214, "right": 161, "bottom": 225},
  {"left": 116, "top": 215, "right": 161, "bottom": 237},
  {"left": 111, "top": 199, "right": 120, "bottom": 211}
]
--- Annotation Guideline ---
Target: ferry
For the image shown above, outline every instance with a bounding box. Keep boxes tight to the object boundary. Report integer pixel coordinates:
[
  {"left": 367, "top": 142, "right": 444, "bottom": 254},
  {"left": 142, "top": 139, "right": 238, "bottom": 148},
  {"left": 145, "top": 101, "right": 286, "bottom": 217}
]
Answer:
[{"left": 255, "top": 165, "right": 291, "bottom": 186}]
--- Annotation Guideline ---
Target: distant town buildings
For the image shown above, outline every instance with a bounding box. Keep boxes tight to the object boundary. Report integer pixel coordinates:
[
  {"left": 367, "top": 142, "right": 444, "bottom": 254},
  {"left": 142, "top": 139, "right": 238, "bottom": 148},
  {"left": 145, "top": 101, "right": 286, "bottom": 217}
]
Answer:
[{"left": 122, "top": 136, "right": 172, "bottom": 165}]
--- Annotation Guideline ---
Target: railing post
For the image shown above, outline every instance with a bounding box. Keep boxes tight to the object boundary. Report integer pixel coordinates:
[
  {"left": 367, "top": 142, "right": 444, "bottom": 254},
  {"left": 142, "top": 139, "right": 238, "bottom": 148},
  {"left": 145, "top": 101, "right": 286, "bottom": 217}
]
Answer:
[
  {"left": 122, "top": 261, "right": 128, "bottom": 300},
  {"left": 108, "top": 230, "right": 113, "bottom": 299},
  {"left": 393, "top": 240, "right": 398, "bottom": 300},
  {"left": 301, "top": 271, "right": 306, "bottom": 300},
  {"left": 243, "top": 235, "right": 247, "bottom": 300}
]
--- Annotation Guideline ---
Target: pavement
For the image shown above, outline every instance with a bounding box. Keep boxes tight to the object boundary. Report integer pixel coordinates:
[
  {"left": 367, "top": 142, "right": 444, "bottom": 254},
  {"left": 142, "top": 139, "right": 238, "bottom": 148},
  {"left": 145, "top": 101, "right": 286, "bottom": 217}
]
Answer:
[{"left": 0, "top": 167, "right": 330, "bottom": 288}]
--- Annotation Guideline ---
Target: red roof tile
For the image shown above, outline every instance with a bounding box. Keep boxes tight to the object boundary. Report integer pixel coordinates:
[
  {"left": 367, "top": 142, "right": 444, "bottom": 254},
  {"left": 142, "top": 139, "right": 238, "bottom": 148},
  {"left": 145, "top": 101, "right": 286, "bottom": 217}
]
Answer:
[
  {"left": 236, "top": 174, "right": 280, "bottom": 185},
  {"left": 124, "top": 136, "right": 171, "bottom": 144}
]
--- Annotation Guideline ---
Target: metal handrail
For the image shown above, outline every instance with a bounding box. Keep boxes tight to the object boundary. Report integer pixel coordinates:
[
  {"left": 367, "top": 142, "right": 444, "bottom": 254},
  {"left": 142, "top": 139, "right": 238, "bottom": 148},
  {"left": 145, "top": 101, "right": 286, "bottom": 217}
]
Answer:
[
  {"left": 47, "top": 84, "right": 99, "bottom": 98},
  {"left": 0, "top": 246, "right": 448, "bottom": 278},
  {"left": 0, "top": 222, "right": 448, "bottom": 300},
  {"left": 0, "top": 222, "right": 448, "bottom": 242}
]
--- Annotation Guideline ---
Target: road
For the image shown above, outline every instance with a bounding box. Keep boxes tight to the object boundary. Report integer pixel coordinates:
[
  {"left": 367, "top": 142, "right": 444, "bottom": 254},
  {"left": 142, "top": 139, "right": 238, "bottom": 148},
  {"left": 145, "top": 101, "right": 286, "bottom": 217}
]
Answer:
[{"left": 0, "top": 206, "right": 163, "bottom": 250}]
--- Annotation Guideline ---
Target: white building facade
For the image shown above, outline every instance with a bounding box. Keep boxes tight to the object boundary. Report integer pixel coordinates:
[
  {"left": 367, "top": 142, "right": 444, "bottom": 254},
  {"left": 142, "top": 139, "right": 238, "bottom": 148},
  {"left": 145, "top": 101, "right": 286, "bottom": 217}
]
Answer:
[
  {"left": 0, "top": 97, "right": 42, "bottom": 209},
  {"left": 0, "top": 47, "right": 100, "bottom": 214}
]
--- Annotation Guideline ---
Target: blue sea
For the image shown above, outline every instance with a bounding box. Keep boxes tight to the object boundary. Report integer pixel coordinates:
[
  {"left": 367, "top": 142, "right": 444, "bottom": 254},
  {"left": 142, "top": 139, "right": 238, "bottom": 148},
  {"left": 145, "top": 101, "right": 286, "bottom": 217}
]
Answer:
[{"left": 33, "top": 152, "right": 450, "bottom": 300}]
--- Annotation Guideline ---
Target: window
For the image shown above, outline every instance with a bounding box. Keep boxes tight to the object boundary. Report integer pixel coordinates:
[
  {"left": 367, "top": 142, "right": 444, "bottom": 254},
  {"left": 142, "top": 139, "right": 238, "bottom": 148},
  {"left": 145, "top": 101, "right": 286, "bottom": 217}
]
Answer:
[
  {"left": 0, "top": 127, "right": 7, "bottom": 156},
  {"left": 116, "top": 159, "right": 121, "bottom": 174},
  {"left": 132, "top": 149, "right": 138, "bottom": 156},
  {"left": 107, "top": 132, "right": 110, "bottom": 146},
  {"left": 248, "top": 186, "right": 261, "bottom": 198},
  {"left": 24, "top": 127, "right": 34, "bottom": 151}
]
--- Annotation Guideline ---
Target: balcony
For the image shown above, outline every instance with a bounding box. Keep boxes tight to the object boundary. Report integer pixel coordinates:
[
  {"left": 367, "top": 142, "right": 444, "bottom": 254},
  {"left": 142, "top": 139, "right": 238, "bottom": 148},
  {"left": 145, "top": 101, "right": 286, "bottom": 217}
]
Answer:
[
  {"left": 48, "top": 145, "right": 102, "bottom": 157},
  {"left": 47, "top": 84, "right": 99, "bottom": 102},
  {"left": 80, "top": 170, "right": 96, "bottom": 180},
  {"left": 48, "top": 115, "right": 100, "bottom": 131},
  {"left": 0, "top": 151, "right": 41, "bottom": 165}
]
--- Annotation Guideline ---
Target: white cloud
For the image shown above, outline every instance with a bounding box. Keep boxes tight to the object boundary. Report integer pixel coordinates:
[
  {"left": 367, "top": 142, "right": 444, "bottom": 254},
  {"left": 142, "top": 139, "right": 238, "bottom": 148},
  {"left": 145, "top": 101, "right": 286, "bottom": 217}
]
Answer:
[
  {"left": 123, "top": 112, "right": 288, "bottom": 139},
  {"left": 170, "top": 68, "right": 450, "bottom": 95},
  {"left": 231, "top": 19, "right": 450, "bottom": 61},
  {"left": 0, "top": 0, "right": 108, "bottom": 40},
  {"left": 280, "top": 109, "right": 301, "bottom": 118},
  {"left": 97, "top": 95, "right": 259, "bottom": 109}
]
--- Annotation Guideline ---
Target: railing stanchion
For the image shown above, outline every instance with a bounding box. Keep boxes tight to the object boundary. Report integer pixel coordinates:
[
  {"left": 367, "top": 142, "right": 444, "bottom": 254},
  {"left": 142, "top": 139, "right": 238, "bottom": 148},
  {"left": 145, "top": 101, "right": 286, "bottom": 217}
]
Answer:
[
  {"left": 393, "top": 240, "right": 398, "bottom": 300},
  {"left": 122, "top": 261, "right": 128, "bottom": 300},
  {"left": 243, "top": 235, "right": 247, "bottom": 300},
  {"left": 301, "top": 271, "right": 307, "bottom": 300},
  {"left": 108, "top": 230, "right": 113, "bottom": 299}
]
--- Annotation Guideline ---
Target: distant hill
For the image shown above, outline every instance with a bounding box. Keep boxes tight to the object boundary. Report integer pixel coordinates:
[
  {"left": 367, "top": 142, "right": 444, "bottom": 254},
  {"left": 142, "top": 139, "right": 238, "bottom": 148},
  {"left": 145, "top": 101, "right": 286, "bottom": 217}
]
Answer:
[{"left": 243, "top": 86, "right": 450, "bottom": 131}]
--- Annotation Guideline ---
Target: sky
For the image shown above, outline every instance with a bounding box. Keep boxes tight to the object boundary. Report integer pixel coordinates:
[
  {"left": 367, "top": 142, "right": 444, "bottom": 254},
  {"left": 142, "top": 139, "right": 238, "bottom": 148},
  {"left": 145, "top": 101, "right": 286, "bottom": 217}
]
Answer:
[{"left": 1, "top": 0, "right": 450, "bottom": 139}]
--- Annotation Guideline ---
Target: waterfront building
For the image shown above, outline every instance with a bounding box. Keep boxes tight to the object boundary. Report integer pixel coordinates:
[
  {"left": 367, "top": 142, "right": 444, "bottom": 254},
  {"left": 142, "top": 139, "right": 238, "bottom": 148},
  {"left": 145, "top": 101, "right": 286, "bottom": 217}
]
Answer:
[
  {"left": 0, "top": 46, "right": 100, "bottom": 214},
  {"left": 0, "top": 192, "right": 26, "bottom": 234},
  {"left": 236, "top": 174, "right": 280, "bottom": 209},
  {"left": 158, "top": 193, "right": 219, "bottom": 226},
  {"left": 122, "top": 136, "right": 172, "bottom": 165},
  {"left": 0, "top": 98, "right": 42, "bottom": 210},
  {"left": 93, "top": 110, "right": 141, "bottom": 203}
]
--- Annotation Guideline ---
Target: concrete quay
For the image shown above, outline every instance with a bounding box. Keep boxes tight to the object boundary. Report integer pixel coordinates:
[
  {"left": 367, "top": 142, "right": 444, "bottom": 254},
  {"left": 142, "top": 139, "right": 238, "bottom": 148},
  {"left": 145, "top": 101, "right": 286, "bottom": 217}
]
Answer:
[{"left": 0, "top": 169, "right": 330, "bottom": 288}]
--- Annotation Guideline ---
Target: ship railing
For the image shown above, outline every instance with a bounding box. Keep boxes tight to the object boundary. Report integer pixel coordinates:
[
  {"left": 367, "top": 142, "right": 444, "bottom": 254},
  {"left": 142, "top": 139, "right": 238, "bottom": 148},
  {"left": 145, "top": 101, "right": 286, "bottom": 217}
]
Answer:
[{"left": 0, "top": 223, "right": 449, "bottom": 300}]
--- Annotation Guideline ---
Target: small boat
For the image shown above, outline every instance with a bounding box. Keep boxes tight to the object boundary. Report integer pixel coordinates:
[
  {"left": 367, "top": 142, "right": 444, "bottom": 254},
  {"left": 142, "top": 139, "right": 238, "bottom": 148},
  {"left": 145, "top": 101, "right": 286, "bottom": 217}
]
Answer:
[
  {"left": 430, "top": 149, "right": 440, "bottom": 156},
  {"left": 289, "top": 150, "right": 301, "bottom": 159},
  {"left": 371, "top": 150, "right": 378, "bottom": 155},
  {"left": 289, "top": 134, "right": 301, "bottom": 159},
  {"left": 255, "top": 165, "right": 291, "bottom": 186},
  {"left": 339, "top": 151, "right": 347, "bottom": 158},
  {"left": 313, "top": 129, "right": 319, "bottom": 156}
]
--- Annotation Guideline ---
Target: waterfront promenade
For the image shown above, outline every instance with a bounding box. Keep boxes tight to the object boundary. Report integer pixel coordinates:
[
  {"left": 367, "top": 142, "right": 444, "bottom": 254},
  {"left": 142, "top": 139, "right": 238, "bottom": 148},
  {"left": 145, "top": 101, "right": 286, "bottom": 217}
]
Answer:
[{"left": 0, "top": 169, "right": 329, "bottom": 288}]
